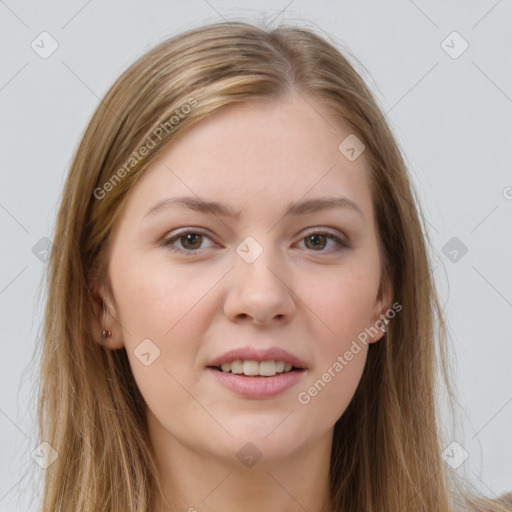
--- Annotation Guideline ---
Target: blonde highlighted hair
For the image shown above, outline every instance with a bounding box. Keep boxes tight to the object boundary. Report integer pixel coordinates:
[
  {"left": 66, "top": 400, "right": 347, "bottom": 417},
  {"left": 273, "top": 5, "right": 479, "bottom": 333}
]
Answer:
[{"left": 34, "top": 20, "right": 511, "bottom": 511}]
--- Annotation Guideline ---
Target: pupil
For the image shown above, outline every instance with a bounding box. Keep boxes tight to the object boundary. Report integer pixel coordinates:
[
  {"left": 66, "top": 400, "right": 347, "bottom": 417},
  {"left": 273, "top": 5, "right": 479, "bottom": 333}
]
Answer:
[
  {"left": 183, "top": 233, "right": 201, "bottom": 249},
  {"left": 307, "top": 234, "right": 326, "bottom": 250}
]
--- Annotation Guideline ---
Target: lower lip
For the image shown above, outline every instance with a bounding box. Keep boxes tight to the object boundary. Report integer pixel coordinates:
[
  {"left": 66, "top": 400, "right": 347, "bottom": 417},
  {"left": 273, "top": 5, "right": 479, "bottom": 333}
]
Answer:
[{"left": 206, "top": 367, "right": 306, "bottom": 398}]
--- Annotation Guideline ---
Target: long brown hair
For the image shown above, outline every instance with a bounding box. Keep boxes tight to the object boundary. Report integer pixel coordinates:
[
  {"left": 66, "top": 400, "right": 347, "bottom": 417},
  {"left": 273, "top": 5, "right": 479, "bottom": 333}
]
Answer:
[{"left": 34, "top": 20, "right": 512, "bottom": 511}]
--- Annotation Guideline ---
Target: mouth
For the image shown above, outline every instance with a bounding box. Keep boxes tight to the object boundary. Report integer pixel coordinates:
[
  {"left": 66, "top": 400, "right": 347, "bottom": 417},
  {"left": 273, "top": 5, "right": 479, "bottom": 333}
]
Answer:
[
  {"left": 206, "top": 363, "right": 306, "bottom": 399},
  {"left": 205, "top": 347, "right": 308, "bottom": 397}
]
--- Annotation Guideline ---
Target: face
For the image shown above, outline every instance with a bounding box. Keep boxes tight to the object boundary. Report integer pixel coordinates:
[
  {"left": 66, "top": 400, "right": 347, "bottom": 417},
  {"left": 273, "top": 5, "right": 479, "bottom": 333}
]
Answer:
[{"left": 94, "top": 92, "right": 392, "bottom": 467}]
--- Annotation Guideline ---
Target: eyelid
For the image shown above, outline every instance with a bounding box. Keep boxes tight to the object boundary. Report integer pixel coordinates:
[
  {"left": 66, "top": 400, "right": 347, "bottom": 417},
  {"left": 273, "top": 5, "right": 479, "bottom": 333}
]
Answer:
[
  {"left": 300, "top": 227, "right": 348, "bottom": 242},
  {"left": 161, "top": 228, "right": 217, "bottom": 252},
  {"left": 297, "top": 228, "right": 349, "bottom": 251}
]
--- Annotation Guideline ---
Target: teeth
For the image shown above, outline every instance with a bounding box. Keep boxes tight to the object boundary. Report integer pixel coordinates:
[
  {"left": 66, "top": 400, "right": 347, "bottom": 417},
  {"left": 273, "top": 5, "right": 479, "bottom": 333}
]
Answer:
[
  {"left": 243, "top": 360, "right": 259, "bottom": 376},
  {"left": 217, "top": 360, "right": 296, "bottom": 376},
  {"left": 231, "top": 360, "right": 243, "bottom": 374},
  {"left": 258, "top": 361, "right": 276, "bottom": 376}
]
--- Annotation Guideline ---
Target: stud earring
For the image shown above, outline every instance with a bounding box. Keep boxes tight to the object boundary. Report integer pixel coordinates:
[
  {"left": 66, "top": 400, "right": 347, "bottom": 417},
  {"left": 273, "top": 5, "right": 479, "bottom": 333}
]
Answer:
[{"left": 101, "top": 329, "right": 112, "bottom": 338}]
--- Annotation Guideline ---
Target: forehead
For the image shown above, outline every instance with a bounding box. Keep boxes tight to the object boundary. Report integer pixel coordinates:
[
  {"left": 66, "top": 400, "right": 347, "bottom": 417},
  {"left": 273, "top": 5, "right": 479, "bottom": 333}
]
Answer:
[{"left": 124, "top": 93, "right": 374, "bottom": 224}]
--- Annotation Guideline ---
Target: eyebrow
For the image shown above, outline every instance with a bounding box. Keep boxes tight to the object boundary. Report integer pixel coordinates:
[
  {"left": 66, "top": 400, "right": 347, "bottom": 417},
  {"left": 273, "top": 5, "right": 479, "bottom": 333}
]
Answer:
[{"left": 143, "top": 195, "right": 364, "bottom": 220}]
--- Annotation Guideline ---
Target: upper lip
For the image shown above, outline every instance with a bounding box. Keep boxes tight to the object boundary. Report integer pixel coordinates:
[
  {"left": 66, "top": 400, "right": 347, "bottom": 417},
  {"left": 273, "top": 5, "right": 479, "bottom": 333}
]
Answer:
[{"left": 207, "top": 347, "right": 308, "bottom": 369}]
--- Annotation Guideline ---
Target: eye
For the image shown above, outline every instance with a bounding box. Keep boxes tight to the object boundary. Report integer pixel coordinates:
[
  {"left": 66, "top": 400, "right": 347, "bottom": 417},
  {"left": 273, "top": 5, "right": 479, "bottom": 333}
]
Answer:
[
  {"left": 161, "top": 230, "right": 215, "bottom": 254},
  {"left": 296, "top": 230, "right": 349, "bottom": 253},
  {"left": 161, "top": 228, "right": 349, "bottom": 256}
]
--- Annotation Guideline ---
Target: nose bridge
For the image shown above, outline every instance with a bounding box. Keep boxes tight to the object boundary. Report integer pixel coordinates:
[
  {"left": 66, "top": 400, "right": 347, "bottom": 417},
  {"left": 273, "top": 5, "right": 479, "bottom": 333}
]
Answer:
[{"left": 224, "top": 234, "right": 295, "bottom": 323}]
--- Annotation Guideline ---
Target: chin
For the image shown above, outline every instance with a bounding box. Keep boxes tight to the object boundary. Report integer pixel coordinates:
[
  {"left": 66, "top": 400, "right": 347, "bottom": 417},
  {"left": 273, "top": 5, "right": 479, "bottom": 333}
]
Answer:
[{"left": 221, "top": 419, "right": 309, "bottom": 455}]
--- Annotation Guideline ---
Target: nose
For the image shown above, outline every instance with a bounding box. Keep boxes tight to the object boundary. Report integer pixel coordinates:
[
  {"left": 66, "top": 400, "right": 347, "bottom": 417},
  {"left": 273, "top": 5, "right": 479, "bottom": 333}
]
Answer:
[{"left": 223, "top": 249, "right": 296, "bottom": 326}]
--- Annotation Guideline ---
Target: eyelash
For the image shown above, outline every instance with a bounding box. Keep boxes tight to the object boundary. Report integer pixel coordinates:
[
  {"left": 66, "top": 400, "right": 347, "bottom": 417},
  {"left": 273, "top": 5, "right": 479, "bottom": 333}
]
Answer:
[{"left": 161, "top": 229, "right": 349, "bottom": 256}]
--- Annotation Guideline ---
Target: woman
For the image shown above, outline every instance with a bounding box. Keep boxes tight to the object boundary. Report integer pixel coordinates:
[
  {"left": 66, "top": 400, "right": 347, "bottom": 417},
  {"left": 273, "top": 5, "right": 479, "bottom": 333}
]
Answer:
[{"left": 36, "top": 20, "right": 512, "bottom": 511}]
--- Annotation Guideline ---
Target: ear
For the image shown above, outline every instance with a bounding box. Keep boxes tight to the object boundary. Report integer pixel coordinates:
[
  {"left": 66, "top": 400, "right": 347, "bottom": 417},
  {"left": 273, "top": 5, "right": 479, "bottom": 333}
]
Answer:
[
  {"left": 367, "top": 272, "right": 394, "bottom": 344},
  {"left": 89, "top": 278, "right": 125, "bottom": 350}
]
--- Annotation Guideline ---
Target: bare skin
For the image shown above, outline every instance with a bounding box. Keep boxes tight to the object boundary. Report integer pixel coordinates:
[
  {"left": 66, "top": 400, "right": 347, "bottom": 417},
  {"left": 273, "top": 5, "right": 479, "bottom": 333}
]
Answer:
[{"left": 92, "top": 91, "right": 392, "bottom": 512}]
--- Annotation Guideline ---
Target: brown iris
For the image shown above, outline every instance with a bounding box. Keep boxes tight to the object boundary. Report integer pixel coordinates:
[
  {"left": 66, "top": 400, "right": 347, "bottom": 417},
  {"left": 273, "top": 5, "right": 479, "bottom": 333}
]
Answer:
[
  {"left": 179, "top": 233, "right": 203, "bottom": 250},
  {"left": 304, "top": 234, "right": 328, "bottom": 251}
]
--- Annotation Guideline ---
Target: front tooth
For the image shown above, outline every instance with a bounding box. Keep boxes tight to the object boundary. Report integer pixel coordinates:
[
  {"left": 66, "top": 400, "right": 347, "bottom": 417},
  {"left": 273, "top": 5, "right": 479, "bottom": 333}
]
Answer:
[
  {"left": 275, "top": 361, "right": 285, "bottom": 373},
  {"left": 259, "top": 361, "right": 277, "bottom": 376},
  {"left": 221, "top": 363, "right": 231, "bottom": 373},
  {"left": 284, "top": 362, "right": 292, "bottom": 372},
  {"left": 243, "top": 360, "right": 260, "bottom": 375},
  {"left": 231, "top": 360, "right": 243, "bottom": 374}
]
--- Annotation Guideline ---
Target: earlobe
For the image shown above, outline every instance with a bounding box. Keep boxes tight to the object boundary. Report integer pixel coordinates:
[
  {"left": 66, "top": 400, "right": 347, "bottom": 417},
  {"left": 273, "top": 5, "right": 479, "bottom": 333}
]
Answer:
[
  {"left": 89, "top": 279, "right": 125, "bottom": 350},
  {"left": 368, "top": 273, "right": 394, "bottom": 344}
]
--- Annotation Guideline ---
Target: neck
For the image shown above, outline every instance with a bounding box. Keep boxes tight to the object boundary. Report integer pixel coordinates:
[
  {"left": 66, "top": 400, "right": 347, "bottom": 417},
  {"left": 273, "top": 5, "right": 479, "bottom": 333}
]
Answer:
[{"left": 147, "top": 416, "right": 333, "bottom": 512}]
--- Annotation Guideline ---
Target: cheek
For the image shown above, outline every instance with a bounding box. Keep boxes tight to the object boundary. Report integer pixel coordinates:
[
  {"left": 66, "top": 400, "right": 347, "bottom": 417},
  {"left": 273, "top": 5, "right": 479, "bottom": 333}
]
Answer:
[
  {"left": 296, "top": 338, "right": 368, "bottom": 431},
  {"left": 109, "top": 248, "right": 222, "bottom": 341},
  {"left": 303, "top": 264, "right": 379, "bottom": 344},
  {"left": 108, "top": 253, "right": 213, "bottom": 424},
  {"left": 318, "top": 346, "right": 368, "bottom": 423},
  {"left": 295, "top": 265, "right": 377, "bottom": 418},
  {"left": 108, "top": 251, "right": 225, "bottom": 396}
]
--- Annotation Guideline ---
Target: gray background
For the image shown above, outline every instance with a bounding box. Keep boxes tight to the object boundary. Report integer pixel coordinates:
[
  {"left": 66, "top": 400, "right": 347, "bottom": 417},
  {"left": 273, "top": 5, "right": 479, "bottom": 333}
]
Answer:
[{"left": 1, "top": 1, "right": 511, "bottom": 510}]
